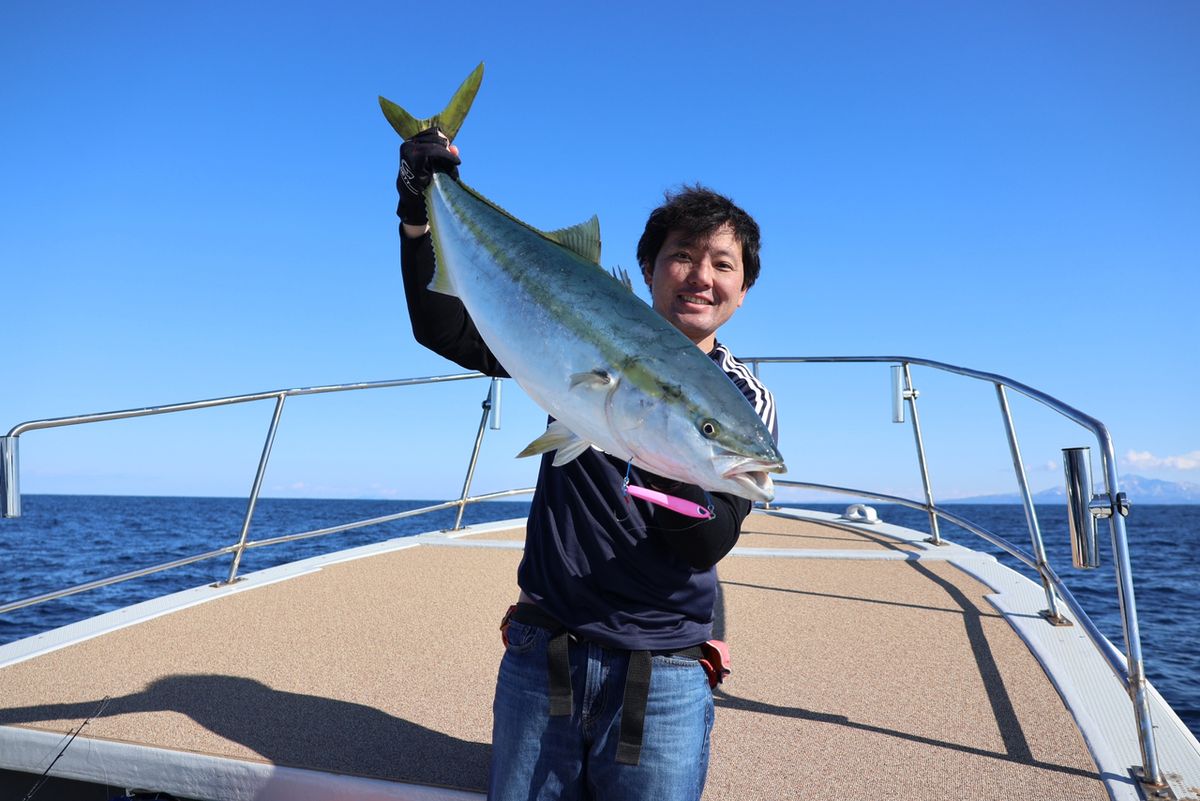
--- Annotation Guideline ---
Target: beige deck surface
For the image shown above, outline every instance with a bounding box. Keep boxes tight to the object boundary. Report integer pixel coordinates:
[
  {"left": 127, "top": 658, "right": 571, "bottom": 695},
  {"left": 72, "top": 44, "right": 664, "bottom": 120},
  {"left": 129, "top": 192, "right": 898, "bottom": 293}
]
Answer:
[
  {"left": 735, "top": 510, "right": 927, "bottom": 551},
  {"left": 0, "top": 514, "right": 1105, "bottom": 799},
  {"left": 709, "top": 552, "right": 1104, "bottom": 800},
  {"left": 460, "top": 525, "right": 527, "bottom": 542},
  {"left": 462, "top": 512, "right": 923, "bottom": 552}
]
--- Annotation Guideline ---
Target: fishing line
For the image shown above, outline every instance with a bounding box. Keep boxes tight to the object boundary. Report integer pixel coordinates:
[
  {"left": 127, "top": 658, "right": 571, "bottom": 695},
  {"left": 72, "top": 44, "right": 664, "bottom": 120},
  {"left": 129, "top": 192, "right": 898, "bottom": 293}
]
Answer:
[{"left": 21, "top": 695, "right": 111, "bottom": 801}]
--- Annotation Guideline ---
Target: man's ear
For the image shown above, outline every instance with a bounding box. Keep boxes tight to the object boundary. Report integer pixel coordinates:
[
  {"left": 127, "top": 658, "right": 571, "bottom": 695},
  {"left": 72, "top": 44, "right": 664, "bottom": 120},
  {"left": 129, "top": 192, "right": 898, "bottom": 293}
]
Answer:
[{"left": 640, "top": 261, "right": 654, "bottom": 288}]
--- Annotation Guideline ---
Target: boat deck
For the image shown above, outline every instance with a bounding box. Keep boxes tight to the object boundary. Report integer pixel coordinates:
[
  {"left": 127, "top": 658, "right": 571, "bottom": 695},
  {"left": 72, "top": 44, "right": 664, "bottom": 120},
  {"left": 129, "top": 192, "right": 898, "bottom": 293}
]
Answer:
[{"left": 0, "top": 509, "right": 1172, "bottom": 799}]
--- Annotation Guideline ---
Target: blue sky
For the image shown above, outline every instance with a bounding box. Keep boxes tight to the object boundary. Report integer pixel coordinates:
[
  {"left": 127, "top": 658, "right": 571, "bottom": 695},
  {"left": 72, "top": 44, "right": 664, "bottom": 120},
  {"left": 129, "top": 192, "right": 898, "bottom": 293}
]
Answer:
[{"left": 2, "top": 1, "right": 1197, "bottom": 504}]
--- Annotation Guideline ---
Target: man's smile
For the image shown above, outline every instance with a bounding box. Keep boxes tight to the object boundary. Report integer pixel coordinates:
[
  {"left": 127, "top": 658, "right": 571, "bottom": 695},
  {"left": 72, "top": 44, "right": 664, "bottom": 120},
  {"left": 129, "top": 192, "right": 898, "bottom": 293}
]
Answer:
[{"left": 643, "top": 224, "right": 749, "bottom": 352}]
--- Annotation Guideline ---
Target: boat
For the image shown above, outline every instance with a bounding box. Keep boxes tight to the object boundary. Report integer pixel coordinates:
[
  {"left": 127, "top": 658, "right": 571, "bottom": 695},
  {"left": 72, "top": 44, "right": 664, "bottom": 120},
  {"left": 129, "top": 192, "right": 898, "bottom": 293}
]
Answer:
[{"left": 1, "top": 358, "right": 1198, "bottom": 800}]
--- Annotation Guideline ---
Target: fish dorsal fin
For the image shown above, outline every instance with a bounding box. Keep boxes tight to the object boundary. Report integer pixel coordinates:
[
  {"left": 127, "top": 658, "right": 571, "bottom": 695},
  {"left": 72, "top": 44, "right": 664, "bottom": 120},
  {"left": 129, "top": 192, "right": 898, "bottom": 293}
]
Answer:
[
  {"left": 379, "top": 63, "right": 484, "bottom": 141},
  {"left": 449, "top": 180, "right": 604, "bottom": 265},
  {"left": 609, "top": 265, "right": 633, "bottom": 292},
  {"left": 544, "top": 216, "right": 602, "bottom": 264}
]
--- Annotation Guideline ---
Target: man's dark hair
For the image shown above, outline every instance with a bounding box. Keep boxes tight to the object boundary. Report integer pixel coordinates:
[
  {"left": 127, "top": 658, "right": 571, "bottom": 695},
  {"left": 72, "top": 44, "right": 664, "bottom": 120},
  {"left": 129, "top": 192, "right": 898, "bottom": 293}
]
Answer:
[{"left": 636, "top": 185, "right": 762, "bottom": 289}]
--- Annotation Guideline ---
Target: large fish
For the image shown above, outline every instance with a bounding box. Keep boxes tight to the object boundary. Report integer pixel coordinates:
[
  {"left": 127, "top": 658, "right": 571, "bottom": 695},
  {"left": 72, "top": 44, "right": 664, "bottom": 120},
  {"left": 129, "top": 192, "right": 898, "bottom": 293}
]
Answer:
[{"left": 380, "top": 64, "right": 786, "bottom": 501}]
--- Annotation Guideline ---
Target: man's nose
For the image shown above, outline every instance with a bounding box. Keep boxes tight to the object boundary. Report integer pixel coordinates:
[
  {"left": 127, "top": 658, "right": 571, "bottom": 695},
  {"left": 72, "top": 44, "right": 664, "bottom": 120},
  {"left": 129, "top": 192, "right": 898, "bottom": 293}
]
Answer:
[{"left": 687, "top": 258, "right": 714, "bottom": 285}]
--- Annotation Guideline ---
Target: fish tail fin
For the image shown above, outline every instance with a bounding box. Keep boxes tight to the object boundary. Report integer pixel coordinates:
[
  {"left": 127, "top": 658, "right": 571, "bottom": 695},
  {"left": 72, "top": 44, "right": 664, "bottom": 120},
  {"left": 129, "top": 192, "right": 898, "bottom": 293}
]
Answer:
[{"left": 379, "top": 62, "right": 484, "bottom": 141}]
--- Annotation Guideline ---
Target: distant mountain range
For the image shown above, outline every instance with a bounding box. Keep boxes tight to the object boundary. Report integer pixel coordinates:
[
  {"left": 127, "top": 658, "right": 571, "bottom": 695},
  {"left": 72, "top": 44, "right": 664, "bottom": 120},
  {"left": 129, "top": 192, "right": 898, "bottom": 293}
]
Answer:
[{"left": 947, "top": 475, "right": 1200, "bottom": 505}]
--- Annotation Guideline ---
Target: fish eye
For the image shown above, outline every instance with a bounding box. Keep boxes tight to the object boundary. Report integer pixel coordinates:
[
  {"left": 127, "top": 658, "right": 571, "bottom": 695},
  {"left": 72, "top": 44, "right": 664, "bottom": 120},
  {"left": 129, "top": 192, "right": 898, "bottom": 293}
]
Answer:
[{"left": 699, "top": 419, "right": 719, "bottom": 438}]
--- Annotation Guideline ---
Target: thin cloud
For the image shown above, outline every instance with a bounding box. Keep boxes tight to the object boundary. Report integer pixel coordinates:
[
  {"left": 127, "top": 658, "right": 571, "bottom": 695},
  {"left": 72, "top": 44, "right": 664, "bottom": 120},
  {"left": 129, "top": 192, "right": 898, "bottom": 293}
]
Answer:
[{"left": 1124, "top": 449, "right": 1200, "bottom": 471}]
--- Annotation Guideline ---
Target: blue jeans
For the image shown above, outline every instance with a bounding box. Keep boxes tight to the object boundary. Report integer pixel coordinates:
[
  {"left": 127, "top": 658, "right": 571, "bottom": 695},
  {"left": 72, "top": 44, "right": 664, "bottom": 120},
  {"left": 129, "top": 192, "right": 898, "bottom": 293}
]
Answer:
[{"left": 489, "top": 619, "right": 714, "bottom": 801}]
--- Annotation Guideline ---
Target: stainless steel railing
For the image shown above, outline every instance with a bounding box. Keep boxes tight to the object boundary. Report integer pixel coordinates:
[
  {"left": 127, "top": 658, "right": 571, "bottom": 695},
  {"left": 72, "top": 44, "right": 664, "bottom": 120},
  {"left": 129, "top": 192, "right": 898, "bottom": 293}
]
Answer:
[
  {"left": 0, "top": 487, "right": 533, "bottom": 617},
  {"left": 742, "top": 355, "right": 1162, "bottom": 788},
  {"left": 2, "top": 373, "right": 492, "bottom": 518},
  {"left": 0, "top": 372, "right": 532, "bottom": 615},
  {"left": 0, "top": 356, "right": 1164, "bottom": 786}
]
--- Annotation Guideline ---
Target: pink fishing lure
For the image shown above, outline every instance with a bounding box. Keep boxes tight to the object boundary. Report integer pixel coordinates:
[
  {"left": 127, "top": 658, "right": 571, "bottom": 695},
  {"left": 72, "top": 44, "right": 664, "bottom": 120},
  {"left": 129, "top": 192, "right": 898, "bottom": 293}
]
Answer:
[{"left": 625, "top": 484, "right": 714, "bottom": 519}]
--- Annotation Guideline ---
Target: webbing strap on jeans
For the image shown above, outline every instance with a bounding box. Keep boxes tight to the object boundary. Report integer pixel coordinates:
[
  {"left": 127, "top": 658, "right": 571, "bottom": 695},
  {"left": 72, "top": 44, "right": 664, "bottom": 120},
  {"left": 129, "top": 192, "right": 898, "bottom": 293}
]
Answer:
[
  {"left": 506, "top": 604, "right": 573, "bottom": 718},
  {"left": 615, "top": 649, "right": 652, "bottom": 765},
  {"left": 502, "top": 604, "right": 707, "bottom": 767},
  {"left": 546, "top": 631, "right": 573, "bottom": 717}
]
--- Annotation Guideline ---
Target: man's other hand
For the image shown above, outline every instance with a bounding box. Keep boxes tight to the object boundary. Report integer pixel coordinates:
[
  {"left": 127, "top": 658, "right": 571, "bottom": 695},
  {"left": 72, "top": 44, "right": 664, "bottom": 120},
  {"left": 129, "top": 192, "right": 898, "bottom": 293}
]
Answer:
[{"left": 397, "top": 127, "right": 462, "bottom": 234}]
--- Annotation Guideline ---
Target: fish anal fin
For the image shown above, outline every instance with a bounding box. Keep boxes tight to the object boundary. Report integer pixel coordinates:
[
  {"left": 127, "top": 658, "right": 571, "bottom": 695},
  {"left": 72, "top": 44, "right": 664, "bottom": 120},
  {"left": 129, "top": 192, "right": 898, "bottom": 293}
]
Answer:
[
  {"left": 426, "top": 202, "right": 460, "bottom": 297},
  {"left": 425, "top": 268, "right": 457, "bottom": 297}
]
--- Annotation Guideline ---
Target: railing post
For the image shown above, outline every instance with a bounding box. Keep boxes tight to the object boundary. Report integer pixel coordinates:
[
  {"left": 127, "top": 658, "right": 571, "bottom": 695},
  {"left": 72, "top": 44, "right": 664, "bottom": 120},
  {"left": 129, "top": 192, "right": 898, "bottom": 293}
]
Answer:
[
  {"left": 1097, "top": 440, "right": 1163, "bottom": 789},
  {"left": 995, "top": 385, "right": 1066, "bottom": 624},
  {"left": 225, "top": 393, "right": 287, "bottom": 585},
  {"left": 1, "top": 436, "right": 19, "bottom": 519},
  {"left": 452, "top": 379, "right": 499, "bottom": 531},
  {"left": 900, "top": 364, "right": 941, "bottom": 544}
]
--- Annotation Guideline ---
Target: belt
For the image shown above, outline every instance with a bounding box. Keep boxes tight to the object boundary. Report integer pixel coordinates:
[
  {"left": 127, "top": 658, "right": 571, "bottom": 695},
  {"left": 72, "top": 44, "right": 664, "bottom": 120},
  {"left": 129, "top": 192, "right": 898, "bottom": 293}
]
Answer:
[{"left": 500, "top": 603, "right": 706, "bottom": 766}]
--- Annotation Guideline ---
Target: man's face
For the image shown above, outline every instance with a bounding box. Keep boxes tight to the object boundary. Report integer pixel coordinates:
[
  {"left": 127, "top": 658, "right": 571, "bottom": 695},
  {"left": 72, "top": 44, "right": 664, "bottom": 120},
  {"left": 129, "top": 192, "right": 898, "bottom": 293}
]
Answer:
[{"left": 642, "top": 224, "right": 748, "bottom": 350}]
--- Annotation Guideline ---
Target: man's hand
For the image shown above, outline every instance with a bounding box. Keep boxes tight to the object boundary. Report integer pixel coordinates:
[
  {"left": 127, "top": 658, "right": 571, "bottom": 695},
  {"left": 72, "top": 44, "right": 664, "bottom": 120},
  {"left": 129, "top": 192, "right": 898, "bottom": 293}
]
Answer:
[{"left": 397, "top": 127, "right": 462, "bottom": 235}]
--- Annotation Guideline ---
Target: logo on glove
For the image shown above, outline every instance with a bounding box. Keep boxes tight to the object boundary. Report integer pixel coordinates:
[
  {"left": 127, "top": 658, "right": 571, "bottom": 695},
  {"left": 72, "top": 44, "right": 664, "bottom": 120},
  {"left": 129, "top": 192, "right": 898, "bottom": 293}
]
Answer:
[{"left": 400, "top": 159, "right": 419, "bottom": 196}]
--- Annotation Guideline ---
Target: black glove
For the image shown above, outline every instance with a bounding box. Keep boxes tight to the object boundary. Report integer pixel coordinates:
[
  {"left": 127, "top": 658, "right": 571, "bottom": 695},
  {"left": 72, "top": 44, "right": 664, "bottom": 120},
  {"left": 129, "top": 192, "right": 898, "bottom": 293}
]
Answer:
[{"left": 397, "top": 127, "right": 462, "bottom": 226}]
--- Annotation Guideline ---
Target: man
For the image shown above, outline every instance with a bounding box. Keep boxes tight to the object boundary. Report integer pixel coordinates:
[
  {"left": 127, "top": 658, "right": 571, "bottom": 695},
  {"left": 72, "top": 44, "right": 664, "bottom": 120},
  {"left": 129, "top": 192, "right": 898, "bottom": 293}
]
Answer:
[{"left": 397, "top": 128, "right": 777, "bottom": 800}]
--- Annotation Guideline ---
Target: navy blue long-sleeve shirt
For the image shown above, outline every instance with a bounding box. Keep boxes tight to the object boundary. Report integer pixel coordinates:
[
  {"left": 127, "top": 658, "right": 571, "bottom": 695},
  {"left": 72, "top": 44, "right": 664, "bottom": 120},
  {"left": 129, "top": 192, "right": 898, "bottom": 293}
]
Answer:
[{"left": 400, "top": 230, "right": 778, "bottom": 649}]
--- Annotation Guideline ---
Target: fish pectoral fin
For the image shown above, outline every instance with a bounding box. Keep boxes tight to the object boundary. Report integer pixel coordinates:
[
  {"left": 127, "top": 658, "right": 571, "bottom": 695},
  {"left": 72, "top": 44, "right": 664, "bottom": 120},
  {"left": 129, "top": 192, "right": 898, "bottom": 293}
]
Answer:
[{"left": 569, "top": 370, "right": 613, "bottom": 390}]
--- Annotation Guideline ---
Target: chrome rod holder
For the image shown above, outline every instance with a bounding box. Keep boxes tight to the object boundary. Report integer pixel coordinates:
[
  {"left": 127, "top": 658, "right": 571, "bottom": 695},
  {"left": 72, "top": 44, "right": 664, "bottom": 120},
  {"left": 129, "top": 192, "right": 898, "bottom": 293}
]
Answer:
[
  {"left": 488, "top": 378, "right": 503, "bottom": 430},
  {"left": 1063, "top": 447, "right": 1101, "bottom": 569},
  {"left": 891, "top": 365, "right": 908, "bottom": 423},
  {"left": 1, "top": 436, "right": 19, "bottom": 519}
]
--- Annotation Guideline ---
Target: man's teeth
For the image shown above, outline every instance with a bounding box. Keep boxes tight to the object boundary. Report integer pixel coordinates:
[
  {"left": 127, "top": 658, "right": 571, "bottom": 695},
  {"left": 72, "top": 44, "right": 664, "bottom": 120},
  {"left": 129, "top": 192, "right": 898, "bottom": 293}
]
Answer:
[{"left": 680, "top": 294, "right": 713, "bottom": 305}]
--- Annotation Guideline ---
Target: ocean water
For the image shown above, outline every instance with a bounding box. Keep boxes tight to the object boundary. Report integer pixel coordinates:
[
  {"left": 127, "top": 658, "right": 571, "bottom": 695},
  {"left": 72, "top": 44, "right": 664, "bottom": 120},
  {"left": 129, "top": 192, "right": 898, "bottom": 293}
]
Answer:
[{"left": 0, "top": 495, "right": 1196, "bottom": 738}]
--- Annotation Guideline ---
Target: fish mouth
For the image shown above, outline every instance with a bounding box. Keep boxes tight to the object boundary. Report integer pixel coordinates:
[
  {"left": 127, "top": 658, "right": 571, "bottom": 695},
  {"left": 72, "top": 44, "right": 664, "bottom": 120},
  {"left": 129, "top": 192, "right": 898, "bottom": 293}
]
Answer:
[{"left": 721, "top": 458, "right": 787, "bottom": 502}]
